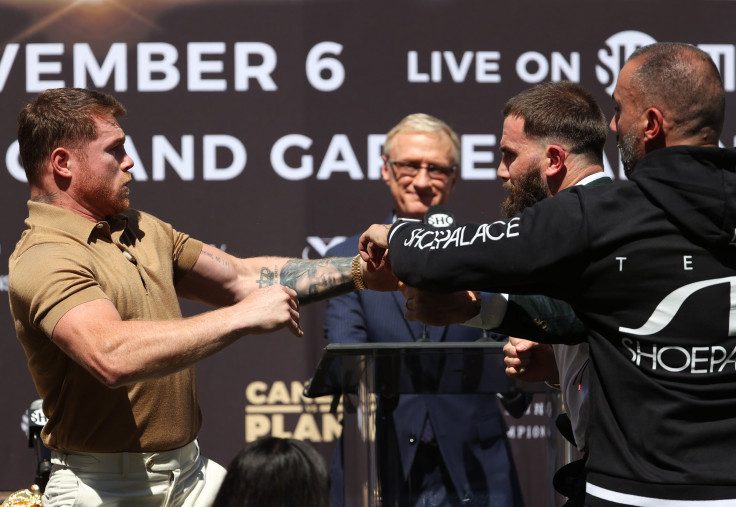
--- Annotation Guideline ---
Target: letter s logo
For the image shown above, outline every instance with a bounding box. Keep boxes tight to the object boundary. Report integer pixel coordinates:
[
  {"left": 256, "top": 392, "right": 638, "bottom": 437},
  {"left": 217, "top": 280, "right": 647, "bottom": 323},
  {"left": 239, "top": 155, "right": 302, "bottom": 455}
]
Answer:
[
  {"left": 596, "top": 31, "right": 657, "bottom": 95},
  {"left": 619, "top": 277, "right": 736, "bottom": 336}
]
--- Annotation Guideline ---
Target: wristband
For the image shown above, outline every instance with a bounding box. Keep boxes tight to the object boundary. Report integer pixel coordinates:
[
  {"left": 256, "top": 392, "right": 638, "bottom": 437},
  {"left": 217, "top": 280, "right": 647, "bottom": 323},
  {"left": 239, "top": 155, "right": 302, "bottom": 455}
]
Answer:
[{"left": 352, "top": 254, "right": 366, "bottom": 290}]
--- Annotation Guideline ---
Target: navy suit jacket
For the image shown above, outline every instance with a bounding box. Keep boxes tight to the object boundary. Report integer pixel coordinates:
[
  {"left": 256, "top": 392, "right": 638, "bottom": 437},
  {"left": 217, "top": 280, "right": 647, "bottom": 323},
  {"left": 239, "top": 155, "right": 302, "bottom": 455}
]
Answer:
[{"left": 324, "top": 228, "right": 523, "bottom": 505}]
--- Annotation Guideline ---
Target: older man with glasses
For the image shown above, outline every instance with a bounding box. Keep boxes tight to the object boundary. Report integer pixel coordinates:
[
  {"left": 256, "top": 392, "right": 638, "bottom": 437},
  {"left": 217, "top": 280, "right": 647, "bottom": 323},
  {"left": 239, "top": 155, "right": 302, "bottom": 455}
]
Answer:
[{"left": 323, "top": 113, "right": 524, "bottom": 507}]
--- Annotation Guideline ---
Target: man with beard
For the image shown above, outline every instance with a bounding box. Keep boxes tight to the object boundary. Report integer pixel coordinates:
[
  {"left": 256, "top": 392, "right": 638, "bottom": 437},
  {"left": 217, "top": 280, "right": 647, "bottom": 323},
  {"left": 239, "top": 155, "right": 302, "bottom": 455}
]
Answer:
[
  {"left": 7, "top": 88, "right": 396, "bottom": 507},
  {"left": 401, "top": 81, "right": 610, "bottom": 506},
  {"left": 323, "top": 113, "right": 524, "bottom": 507},
  {"left": 362, "top": 42, "right": 736, "bottom": 506}
]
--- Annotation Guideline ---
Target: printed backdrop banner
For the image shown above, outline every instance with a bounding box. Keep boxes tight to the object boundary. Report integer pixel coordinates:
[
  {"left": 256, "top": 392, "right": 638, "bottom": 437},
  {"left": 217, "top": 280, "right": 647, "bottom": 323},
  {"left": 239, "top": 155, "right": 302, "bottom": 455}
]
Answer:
[{"left": 1, "top": 1, "right": 735, "bottom": 504}]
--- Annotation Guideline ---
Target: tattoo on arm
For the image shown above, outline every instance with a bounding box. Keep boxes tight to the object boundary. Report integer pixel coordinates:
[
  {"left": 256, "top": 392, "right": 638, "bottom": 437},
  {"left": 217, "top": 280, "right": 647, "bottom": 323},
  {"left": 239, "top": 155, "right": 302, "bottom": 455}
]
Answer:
[
  {"left": 257, "top": 266, "right": 277, "bottom": 288},
  {"left": 279, "top": 258, "right": 354, "bottom": 304},
  {"left": 200, "top": 249, "right": 232, "bottom": 270}
]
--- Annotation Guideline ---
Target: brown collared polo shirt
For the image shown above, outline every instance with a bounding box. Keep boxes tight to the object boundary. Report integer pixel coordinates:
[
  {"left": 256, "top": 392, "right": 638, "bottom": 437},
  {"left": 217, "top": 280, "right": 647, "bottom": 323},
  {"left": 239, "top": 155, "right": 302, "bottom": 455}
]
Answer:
[{"left": 9, "top": 201, "right": 204, "bottom": 452}]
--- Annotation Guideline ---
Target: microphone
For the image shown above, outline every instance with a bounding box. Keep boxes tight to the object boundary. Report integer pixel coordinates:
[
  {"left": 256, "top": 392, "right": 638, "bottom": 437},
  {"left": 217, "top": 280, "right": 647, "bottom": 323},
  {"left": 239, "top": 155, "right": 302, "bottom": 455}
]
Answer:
[
  {"left": 423, "top": 207, "right": 498, "bottom": 343},
  {"left": 26, "top": 399, "right": 51, "bottom": 492},
  {"left": 412, "top": 206, "right": 457, "bottom": 342}
]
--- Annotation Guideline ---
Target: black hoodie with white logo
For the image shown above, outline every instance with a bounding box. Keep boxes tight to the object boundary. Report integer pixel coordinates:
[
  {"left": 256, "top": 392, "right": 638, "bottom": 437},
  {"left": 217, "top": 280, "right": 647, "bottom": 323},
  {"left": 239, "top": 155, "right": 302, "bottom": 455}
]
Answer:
[{"left": 387, "top": 146, "right": 736, "bottom": 504}]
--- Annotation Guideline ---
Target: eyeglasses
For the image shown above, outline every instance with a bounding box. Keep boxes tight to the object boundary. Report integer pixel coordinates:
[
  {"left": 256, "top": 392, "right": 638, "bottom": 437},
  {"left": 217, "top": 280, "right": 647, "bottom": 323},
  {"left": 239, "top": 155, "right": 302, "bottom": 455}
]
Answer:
[{"left": 385, "top": 158, "right": 456, "bottom": 181}]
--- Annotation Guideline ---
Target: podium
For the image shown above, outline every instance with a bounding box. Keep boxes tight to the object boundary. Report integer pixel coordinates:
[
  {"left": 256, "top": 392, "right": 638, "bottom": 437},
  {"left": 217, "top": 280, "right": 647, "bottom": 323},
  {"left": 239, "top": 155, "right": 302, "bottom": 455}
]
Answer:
[{"left": 304, "top": 341, "right": 531, "bottom": 506}]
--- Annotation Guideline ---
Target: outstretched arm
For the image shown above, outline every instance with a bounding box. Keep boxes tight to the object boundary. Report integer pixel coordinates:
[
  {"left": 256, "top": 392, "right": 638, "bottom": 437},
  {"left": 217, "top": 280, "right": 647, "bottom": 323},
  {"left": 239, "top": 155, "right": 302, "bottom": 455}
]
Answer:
[
  {"left": 176, "top": 243, "right": 398, "bottom": 307},
  {"left": 53, "top": 283, "right": 302, "bottom": 388},
  {"left": 52, "top": 244, "right": 397, "bottom": 389}
]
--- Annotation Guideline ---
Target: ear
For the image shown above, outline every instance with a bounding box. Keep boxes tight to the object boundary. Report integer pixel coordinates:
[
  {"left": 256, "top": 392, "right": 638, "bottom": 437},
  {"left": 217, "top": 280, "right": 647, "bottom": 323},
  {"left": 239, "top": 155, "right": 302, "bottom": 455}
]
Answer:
[
  {"left": 544, "top": 144, "right": 567, "bottom": 177},
  {"left": 445, "top": 165, "right": 460, "bottom": 194},
  {"left": 51, "top": 147, "right": 73, "bottom": 178},
  {"left": 380, "top": 155, "right": 392, "bottom": 186},
  {"left": 643, "top": 107, "right": 664, "bottom": 142}
]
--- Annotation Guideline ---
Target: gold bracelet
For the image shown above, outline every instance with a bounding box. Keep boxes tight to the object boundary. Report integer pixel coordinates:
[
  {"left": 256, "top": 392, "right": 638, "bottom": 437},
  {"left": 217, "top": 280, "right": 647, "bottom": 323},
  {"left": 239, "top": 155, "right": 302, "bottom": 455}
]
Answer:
[{"left": 351, "top": 254, "right": 366, "bottom": 290}]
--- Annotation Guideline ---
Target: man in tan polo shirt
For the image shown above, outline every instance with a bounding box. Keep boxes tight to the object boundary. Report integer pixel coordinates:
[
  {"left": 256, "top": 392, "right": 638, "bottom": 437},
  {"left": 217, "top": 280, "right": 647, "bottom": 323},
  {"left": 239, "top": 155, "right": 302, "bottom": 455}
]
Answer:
[{"left": 8, "top": 87, "right": 395, "bottom": 507}]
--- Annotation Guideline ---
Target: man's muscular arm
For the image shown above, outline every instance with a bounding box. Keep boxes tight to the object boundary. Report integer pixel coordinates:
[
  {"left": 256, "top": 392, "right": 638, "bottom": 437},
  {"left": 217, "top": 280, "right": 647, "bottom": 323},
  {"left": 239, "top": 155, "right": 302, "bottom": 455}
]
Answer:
[
  {"left": 263, "top": 257, "right": 355, "bottom": 304},
  {"left": 53, "top": 284, "right": 302, "bottom": 388},
  {"left": 176, "top": 244, "right": 397, "bottom": 308}
]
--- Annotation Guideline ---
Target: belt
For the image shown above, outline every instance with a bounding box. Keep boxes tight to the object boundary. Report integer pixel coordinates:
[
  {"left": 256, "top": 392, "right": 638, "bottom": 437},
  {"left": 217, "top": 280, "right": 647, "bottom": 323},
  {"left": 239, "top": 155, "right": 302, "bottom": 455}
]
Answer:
[{"left": 51, "top": 440, "right": 199, "bottom": 475}]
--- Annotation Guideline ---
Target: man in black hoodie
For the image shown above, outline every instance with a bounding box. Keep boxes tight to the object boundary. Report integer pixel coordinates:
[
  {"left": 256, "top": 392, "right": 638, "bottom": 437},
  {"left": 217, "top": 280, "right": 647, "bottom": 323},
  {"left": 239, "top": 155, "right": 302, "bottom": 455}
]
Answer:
[{"left": 360, "top": 42, "right": 736, "bottom": 506}]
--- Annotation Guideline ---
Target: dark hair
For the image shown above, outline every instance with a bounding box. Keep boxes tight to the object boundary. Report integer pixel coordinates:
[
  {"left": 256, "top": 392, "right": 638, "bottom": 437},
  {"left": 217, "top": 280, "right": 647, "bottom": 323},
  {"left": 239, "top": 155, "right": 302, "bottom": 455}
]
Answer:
[
  {"left": 627, "top": 42, "right": 725, "bottom": 143},
  {"left": 502, "top": 81, "right": 607, "bottom": 165},
  {"left": 17, "top": 87, "right": 126, "bottom": 186},
  {"left": 212, "top": 437, "right": 329, "bottom": 507}
]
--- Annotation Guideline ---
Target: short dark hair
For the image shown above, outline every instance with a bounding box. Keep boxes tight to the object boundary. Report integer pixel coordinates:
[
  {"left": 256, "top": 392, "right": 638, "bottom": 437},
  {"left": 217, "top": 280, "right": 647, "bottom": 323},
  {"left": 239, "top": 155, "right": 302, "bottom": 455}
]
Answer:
[
  {"left": 17, "top": 88, "right": 126, "bottom": 186},
  {"left": 212, "top": 437, "right": 329, "bottom": 507},
  {"left": 502, "top": 81, "right": 607, "bottom": 165},
  {"left": 628, "top": 42, "right": 725, "bottom": 143}
]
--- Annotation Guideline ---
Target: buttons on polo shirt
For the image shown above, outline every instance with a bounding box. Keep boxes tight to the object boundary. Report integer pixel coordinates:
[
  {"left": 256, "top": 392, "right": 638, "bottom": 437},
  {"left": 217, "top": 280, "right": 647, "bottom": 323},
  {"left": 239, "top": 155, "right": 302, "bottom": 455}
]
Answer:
[{"left": 93, "top": 221, "right": 112, "bottom": 236}]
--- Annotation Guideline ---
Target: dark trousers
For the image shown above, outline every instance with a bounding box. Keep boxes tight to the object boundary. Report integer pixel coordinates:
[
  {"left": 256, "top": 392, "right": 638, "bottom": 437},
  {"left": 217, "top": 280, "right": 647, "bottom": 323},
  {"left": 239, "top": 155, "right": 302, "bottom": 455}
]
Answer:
[{"left": 405, "top": 442, "right": 463, "bottom": 507}]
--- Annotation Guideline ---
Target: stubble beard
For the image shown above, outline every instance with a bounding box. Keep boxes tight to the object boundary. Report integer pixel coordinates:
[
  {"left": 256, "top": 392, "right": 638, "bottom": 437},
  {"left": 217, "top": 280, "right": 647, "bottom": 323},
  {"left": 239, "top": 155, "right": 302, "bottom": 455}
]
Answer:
[
  {"left": 77, "top": 163, "right": 131, "bottom": 218},
  {"left": 618, "top": 128, "right": 639, "bottom": 179}
]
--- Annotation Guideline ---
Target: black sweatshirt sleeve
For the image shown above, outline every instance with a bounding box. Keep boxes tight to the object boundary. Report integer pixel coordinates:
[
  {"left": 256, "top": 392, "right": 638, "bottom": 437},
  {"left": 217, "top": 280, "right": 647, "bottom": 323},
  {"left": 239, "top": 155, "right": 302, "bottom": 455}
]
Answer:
[{"left": 387, "top": 190, "right": 590, "bottom": 300}]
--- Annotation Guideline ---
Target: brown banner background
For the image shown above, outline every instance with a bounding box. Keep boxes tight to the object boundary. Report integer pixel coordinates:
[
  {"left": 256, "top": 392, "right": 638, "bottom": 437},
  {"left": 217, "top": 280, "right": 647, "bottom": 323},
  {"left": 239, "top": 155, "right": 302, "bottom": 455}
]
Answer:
[{"left": 1, "top": 1, "right": 735, "bottom": 505}]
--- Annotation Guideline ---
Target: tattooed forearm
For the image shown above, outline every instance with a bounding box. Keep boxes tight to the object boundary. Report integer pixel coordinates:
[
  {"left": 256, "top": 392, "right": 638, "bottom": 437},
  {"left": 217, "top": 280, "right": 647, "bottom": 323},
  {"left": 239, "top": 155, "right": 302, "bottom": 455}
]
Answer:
[
  {"left": 279, "top": 258, "right": 354, "bottom": 304},
  {"left": 257, "top": 266, "right": 277, "bottom": 288},
  {"left": 200, "top": 249, "right": 232, "bottom": 270}
]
